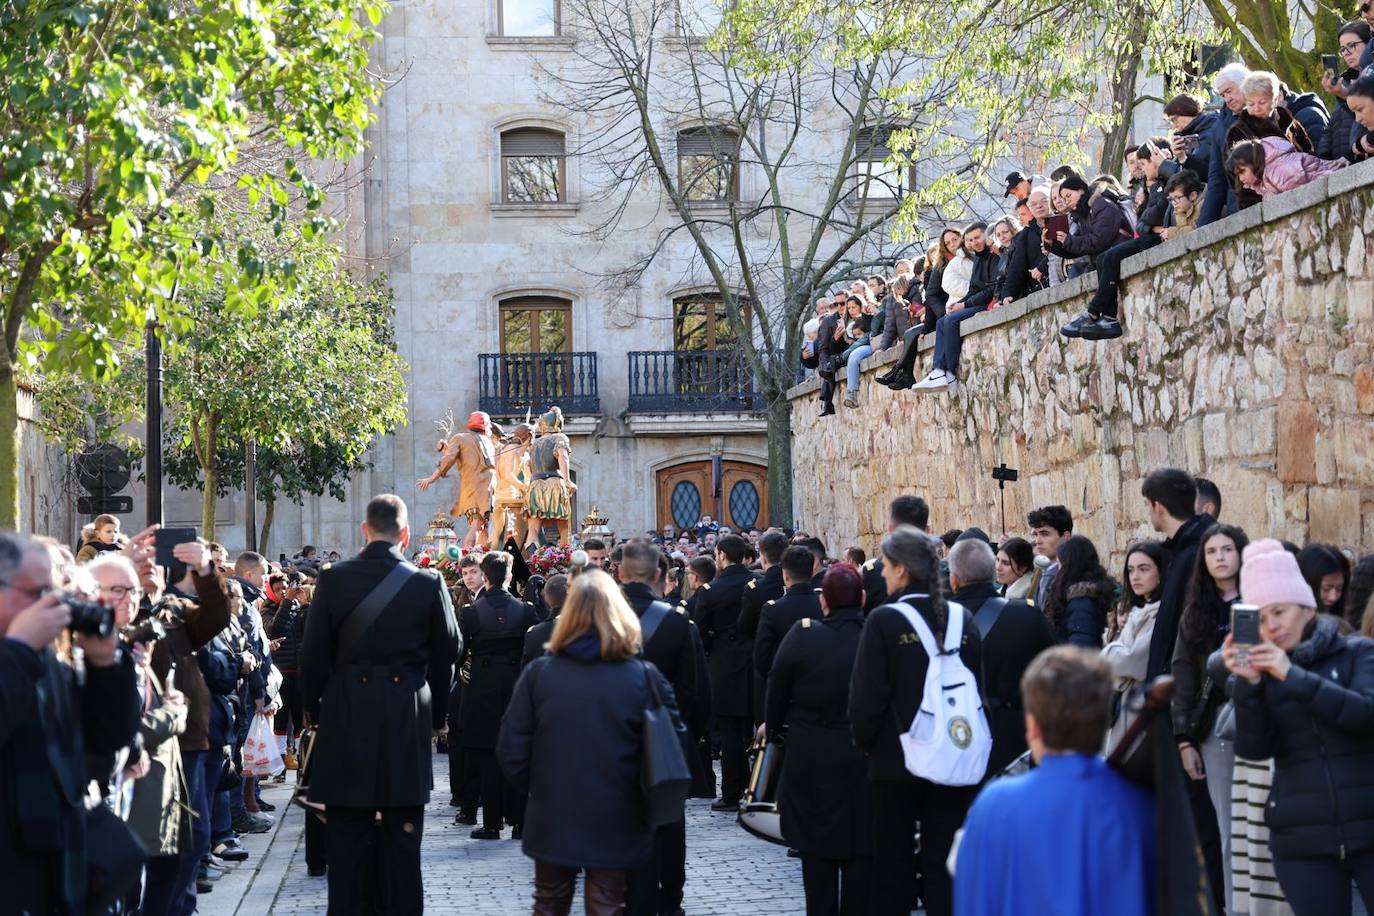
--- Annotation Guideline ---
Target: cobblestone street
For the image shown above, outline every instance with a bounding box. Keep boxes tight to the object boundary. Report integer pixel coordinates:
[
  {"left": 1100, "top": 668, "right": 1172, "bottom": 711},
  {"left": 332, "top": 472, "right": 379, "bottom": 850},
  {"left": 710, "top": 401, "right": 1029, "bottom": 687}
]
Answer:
[{"left": 200, "top": 755, "right": 807, "bottom": 914}]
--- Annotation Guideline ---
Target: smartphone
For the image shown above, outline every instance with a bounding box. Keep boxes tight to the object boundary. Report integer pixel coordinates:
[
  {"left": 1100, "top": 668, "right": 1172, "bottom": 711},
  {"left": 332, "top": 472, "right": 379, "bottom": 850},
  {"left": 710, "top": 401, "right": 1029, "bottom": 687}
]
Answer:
[
  {"left": 1179, "top": 133, "right": 1202, "bottom": 153},
  {"left": 154, "top": 527, "right": 198, "bottom": 569},
  {"left": 1231, "top": 603, "right": 1261, "bottom": 646},
  {"left": 1322, "top": 53, "right": 1339, "bottom": 73}
]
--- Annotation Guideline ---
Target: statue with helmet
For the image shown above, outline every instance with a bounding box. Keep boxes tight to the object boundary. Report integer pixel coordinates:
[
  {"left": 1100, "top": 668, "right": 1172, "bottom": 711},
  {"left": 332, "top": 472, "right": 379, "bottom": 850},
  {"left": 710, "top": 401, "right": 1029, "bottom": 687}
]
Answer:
[
  {"left": 526, "top": 406, "right": 577, "bottom": 547},
  {"left": 417, "top": 410, "right": 498, "bottom": 549}
]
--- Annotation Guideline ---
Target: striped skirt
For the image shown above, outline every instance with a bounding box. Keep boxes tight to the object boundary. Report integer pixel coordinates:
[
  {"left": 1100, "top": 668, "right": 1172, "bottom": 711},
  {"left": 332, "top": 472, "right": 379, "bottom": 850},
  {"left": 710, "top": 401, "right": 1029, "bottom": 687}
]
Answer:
[
  {"left": 527, "top": 477, "right": 572, "bottom": 520},
  {"left": 1231, "top": 756, "right": 1293, "bottom": 916}
]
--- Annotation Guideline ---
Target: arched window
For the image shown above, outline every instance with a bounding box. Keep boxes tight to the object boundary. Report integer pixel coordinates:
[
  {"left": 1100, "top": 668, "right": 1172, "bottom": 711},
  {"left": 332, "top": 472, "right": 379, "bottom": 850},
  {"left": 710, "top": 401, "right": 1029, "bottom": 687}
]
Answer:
[
  {"left": 677, "top": 127, "right": 739, "bottom": 203},
  {"left": 501, "top": 127, "right": 566, "bottom": 203}
]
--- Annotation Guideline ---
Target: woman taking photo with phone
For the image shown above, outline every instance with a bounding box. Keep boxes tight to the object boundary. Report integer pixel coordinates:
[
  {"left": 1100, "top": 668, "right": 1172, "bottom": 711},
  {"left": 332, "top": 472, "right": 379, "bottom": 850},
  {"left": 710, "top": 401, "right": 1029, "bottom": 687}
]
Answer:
[
  {"left": 1171, "top": 523, "right": 1248, "bottom": 912},
  {"left": 1224, "top": 539, "right": 1374, "bottom": 916}
]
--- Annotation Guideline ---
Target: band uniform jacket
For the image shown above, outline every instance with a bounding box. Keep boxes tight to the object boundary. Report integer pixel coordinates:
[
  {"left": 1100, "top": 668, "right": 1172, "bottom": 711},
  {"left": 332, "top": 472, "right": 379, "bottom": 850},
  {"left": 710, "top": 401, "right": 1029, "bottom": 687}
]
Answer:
[
  {"left": 847, "top": 593, "right": 985, "bottom": 781},
  {"left": 754, "top": 585, "right": 823, "bottom": 682},
  {"left": 623, "top": 582, "right": 699, "bottom": 727},
  {"left": 736, "top": 566, "right": 785, "bottom": 720},
  {"left": 952, "top": 582, "right": 1056, "bottom": 774},
  {"left": 459, "top": 588, "right": 540, "bottom": 750},
  {"left": 765, "top": 608, "right": 873, "bottom": 861},
  {"left": 300, "top": 541, "right": 462, "bottom": 808},
  {"left": 862, "top": 557, "right": 887, "bottom": 613},
  {"left": 437, "top": 429, "right": 496, "bottom": 518},
  {"left": 691, "top": 563, "right": 757, "bottom": 719}
]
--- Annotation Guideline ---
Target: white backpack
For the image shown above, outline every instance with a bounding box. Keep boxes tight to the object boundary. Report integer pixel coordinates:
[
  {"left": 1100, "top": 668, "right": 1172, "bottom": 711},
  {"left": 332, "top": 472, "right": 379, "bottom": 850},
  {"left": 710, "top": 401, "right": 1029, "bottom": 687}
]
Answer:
[{"left": 887, "top": 598, "right": 991, "bottom": 786}]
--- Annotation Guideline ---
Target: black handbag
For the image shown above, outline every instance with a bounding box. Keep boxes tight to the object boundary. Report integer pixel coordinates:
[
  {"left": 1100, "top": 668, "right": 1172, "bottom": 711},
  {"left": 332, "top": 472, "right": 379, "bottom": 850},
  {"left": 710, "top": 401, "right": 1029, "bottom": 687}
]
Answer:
[
  {"left": 640, "top": 661, "right": 691, "bottom": 828},
  {"left": 86, "top": 802, "right": 149, "bottom": 911}
]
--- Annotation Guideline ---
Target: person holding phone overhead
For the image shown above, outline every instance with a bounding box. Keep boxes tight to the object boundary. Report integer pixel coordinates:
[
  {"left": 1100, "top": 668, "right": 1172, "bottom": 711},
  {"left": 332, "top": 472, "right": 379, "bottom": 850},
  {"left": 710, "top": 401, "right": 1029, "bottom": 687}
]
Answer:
[{"left": 1223, "top": 539, "right": 1374, "bottom": 916}]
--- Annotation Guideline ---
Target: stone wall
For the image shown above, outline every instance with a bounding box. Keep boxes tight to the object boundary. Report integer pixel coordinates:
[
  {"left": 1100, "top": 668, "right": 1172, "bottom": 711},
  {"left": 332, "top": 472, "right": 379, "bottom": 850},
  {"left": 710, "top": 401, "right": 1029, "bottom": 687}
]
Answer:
[{"left": 788, "top": 159, "right": 1374, "bottom": 561}]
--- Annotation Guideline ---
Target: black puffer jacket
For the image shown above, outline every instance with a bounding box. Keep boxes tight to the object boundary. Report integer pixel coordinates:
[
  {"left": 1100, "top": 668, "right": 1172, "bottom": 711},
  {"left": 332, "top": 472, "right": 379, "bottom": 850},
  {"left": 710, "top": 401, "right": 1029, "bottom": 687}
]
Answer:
[
  {"left": 1053, "top": 191, "right": 1132, "bottom": 263},
  {"left": 266, "top": 599, "right": 307, "bottom": 672},
  {"left": 1233, "top": 615, "right": 1374, "bottom": 859}
]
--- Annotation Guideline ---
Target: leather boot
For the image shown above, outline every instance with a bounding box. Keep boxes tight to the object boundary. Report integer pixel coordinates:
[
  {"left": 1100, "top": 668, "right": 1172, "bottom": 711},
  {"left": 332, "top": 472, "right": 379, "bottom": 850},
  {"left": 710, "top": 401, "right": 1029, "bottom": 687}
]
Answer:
[
  {"left": 532, "top": 861, "right": 576, "bottom": 916},
  {"left": 583, "top": 868, "right": 628, "bottom": 916}
]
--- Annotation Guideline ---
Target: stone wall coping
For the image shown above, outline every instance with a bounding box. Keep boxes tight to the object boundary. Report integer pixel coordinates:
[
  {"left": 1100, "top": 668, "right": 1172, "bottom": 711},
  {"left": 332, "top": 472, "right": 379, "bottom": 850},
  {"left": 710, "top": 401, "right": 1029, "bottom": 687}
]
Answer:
[{"left": 787, "top": 156, "right": 1374, "bottom": 401}]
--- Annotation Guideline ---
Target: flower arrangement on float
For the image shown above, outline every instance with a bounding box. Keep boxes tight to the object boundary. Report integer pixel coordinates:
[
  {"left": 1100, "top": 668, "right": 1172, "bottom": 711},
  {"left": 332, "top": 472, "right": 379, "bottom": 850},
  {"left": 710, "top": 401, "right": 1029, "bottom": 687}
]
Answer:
[
  {"left": 416, "top": 543, "right": 486, "bottom": 589},
  {"left": 527, "top": 544, "right": 574, "bottom": 576}
]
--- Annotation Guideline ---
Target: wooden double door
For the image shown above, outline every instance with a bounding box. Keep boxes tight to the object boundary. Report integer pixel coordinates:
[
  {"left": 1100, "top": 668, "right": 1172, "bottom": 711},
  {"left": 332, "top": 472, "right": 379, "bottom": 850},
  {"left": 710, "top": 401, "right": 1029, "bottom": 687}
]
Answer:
[{"left": 656, "top": 460, "right": 767, "bottom": 532}]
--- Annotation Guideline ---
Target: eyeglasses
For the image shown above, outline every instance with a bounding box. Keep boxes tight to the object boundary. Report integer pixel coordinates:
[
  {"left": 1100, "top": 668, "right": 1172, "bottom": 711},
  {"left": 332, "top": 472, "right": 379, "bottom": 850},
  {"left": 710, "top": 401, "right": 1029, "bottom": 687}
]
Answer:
[
  {"left": 99, "top": 584, "right": 142, "bottom": 599},
  {"left": 1340, "top": 41, "right": 1365, "bottom": 54}
]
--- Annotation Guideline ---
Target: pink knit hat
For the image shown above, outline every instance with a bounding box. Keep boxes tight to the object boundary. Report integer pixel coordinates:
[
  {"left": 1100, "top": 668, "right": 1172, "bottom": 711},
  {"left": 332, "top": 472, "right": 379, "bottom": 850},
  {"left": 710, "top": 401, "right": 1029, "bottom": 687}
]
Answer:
[{"left": 1240, "top": 539, "right": 1316, "bottom": 609}]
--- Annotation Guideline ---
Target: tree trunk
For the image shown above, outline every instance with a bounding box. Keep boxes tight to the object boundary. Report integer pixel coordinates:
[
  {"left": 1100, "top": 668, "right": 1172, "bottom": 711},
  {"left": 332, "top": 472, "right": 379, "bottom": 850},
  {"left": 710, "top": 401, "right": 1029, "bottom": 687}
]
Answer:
[
  {"left": 764, "top": 392, "right": 793, "bottom": 529},
  {"left": 199, "top": 413, "right": 220, "bottom": 536},
  {"left": 0, "top": 361, "right": 20, "bottom": 530},
  {"left": 1097, "top": 18, "right": 1144, "bottom": 177},
  {"left": 259, "top": 498, "right": 275, "bottom": 559}
]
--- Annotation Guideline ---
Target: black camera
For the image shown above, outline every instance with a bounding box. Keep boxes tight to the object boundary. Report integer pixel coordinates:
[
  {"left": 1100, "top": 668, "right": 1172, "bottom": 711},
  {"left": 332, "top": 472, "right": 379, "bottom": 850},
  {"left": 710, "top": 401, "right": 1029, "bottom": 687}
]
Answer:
[
  {"left": 123, "top": 616, "right": 167, "bottom": 646},
  {"left": 63, "top": 594, "right": 116, "bottom": 638}
]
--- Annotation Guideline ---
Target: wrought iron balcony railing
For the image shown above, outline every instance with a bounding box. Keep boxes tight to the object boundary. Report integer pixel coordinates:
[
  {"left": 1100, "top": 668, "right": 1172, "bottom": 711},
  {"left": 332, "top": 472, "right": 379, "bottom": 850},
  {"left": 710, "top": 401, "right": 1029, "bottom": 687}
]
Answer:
[
  {"left": 477, "top": 352, "right": 600, "bottom": 417},
  {"left": 627, "top": 349, "right": 763, "bottom": 413}
]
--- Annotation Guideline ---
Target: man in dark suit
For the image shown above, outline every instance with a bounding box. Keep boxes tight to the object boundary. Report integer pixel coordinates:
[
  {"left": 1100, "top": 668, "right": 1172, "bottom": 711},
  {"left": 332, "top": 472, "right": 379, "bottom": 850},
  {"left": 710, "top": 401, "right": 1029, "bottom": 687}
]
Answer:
[
  {"left": 862, "top": 495, "right": 931, "bottom": 612},
  {"left": 947, "top": 538, "right": 1055, "bottom": 774},
  {"left": 300, "top": 494, "right": 462, "bottom": 915},
  {"left": 754, "top": 546, "right": 823, "bottom": 683},
  {"left": 815, "top": 295, "right": 846, "bottom": 417},
  {"left": 737, "top": 529, "right": 789, "bottom": 723},
  {"left": 521, "top": 573, "right": 567, "bottom": 669},
  {"left": 692, "top": 533, "right": 756, "bottom": 811},
  {"left": 621, "top": 542, "right": 698, "bottom": 916},
  {"left": 459, "top": 551, "right": 540, "bottom": 839}
]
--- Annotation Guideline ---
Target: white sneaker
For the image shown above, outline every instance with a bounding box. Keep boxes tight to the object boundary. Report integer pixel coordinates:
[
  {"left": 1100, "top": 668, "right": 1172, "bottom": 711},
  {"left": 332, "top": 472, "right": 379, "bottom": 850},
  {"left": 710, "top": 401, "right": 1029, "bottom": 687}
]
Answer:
[{"left": 911, "top": 370, "right": 951, "bottom": 391}]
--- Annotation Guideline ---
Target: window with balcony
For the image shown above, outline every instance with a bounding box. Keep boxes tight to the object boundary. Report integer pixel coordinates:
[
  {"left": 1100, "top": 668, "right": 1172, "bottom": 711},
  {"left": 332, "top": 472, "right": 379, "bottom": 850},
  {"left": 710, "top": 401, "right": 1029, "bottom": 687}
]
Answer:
[
  {"left": 501, "top": 128, "right": 566, "bottom": 203},
  {"left": 481, "top": 296, "right": 598, "bottom": 415},
  {"left": 499, "top": 0, "right": 560, "bottom": 35},
  {"left": 677, "top": 127, "right": 739, "bottom": 203}
]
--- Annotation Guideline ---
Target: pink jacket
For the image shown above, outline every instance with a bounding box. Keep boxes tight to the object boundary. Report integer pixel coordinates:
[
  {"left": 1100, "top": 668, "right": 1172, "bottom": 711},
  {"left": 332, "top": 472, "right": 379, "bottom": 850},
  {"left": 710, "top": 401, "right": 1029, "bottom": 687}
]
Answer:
[{"left": 1247, "top": 136, "right": 1346, "bottom": 199}]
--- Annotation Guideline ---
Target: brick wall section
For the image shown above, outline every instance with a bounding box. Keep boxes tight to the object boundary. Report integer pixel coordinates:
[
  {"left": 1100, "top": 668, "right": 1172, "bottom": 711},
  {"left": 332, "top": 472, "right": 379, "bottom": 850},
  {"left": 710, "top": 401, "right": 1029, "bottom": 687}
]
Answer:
[{"left": 787, "top": 158, "right": 1374, "bottom": 560}]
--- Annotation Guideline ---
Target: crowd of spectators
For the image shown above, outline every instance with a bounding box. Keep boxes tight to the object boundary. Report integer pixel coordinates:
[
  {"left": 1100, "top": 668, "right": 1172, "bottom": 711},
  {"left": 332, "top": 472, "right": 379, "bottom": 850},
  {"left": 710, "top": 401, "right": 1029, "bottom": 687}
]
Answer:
[
  {"left": 1, "top": 525, "right": 321, "bottom": 913},
  {"left": 803, "top": 28, "right": 1374, "bottom": 411}
]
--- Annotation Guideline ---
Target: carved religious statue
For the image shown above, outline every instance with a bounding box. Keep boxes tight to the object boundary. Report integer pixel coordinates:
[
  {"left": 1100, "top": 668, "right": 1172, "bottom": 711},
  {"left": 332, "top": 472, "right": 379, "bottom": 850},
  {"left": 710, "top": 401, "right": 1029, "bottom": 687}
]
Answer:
[
  {"left": 492, "top": 423, "right": 534, "bottom": 550},
  {"left": 417, "top": 410, "right": 497, "bottom": 549},
  {"left": 526, "top": 406, "right": 576, "bottom": 547}
]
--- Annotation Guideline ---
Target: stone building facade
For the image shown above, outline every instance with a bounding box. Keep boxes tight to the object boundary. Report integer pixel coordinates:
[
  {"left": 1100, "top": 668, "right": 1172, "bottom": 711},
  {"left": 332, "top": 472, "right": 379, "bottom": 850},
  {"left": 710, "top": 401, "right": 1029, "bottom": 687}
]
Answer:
[{"left": 788, "top": 159, "right": 1374, "bottom": 561}]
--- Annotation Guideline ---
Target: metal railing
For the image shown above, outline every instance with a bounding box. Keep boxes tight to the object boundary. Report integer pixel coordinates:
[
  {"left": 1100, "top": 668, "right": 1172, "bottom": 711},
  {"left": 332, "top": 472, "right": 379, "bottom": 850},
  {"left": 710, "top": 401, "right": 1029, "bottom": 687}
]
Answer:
[
  {"left": 626, "top": 349, "right": 763, "bottom": 413},
  {"left": 477, "top": 352, "right": 600, "bottom": 417}
]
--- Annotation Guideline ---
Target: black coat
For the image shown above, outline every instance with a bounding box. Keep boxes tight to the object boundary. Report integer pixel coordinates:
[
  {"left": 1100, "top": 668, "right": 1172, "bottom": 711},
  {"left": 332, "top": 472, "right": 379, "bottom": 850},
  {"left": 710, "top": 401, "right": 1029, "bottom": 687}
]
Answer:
[
  {"left": 738, "top": 567, "right": 784, "bottom": 720},
  {"left": 265, "top": 598, "right": 306, "bottom": 672},
  {"left": 754, "top": 584, "right": 822, "bottom": 680},
  {"left": 623, "top": 581, "right": 700, "bottom": 728},
  {"left": 816, "top": 313, "right": 844, "bottom": 377},
  {"left": 765, "top": 609, "right": 872, "bottom": 860},
  {"left": 1054, "top": 191, "right": 1132, "bottom": 262},
  {"left": 961, "top": 248, "right": 999, "bottom": 310},
  {"left": 1170, "top": 595, "right": 1235, "bottom": 742},
  {"left": 1055, "top": 582, "right": 1110, "bottom": 650},
  {"left": 862, "top": 557, "right": 887, "bottom": 613},
  {"left": 952, "top": 583, "right": 1056, "bottom": 774},
  {"left": 848, "top": 594, "right": 984, "bottom": 781},
  {"left": 1147, "top": 513, "right": 1215, "bottom": 678},
  {"left": 300, "top": 541, "right": 462, "bottom": 808},
  {"left": 522, "top": 614, "right": 558, "bottom": 669},
  {"left": 496, "top": 638, "right": 682, "bottom": 869},
  {"left": 459, "top": 588, "right": 540, "bottom": 749},
  {"left": 1000, "top": 221, "right": 1046, "bottom": 304},
  {"left": 1233, "top": 616, "right": 1374, "bottom": 859},
  {"left": 693, "top": 563, "right": 757, "bottom": 718}
]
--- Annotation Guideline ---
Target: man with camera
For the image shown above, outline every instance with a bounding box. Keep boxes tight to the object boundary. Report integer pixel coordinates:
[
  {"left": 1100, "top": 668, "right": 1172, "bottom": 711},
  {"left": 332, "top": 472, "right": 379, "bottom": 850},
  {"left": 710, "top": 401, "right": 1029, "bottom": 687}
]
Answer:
[{"left": 0, "top": 531, "right": 140, "bottom": 914}]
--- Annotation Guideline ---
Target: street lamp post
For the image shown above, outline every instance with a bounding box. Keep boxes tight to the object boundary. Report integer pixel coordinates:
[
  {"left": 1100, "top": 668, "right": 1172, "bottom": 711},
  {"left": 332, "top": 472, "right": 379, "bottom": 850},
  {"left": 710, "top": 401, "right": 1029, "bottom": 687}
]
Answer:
[{"left": 144, "top": 317, "right": 163, "bottom": 527}]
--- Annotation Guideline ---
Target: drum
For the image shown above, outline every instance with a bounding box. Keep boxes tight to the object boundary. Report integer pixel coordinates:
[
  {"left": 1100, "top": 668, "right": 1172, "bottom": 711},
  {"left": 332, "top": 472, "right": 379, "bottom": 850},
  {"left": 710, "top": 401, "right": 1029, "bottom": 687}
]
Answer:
[{"left": 737, "top": 735, "right": 787, "bottom": 845}]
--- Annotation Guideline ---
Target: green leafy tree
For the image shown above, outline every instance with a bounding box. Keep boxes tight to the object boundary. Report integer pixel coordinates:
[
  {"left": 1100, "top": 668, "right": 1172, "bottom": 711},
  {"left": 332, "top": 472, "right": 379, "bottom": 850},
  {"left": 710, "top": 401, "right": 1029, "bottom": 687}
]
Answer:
[
  {"left": 0, "top": 0, "right": 386, "bottom": 528},
  {"left": 1200, "top": 0, "right": 1357, "bottom": 91},
  {"left": 163, "top": 237, "right": 405, "bottom": 534}
]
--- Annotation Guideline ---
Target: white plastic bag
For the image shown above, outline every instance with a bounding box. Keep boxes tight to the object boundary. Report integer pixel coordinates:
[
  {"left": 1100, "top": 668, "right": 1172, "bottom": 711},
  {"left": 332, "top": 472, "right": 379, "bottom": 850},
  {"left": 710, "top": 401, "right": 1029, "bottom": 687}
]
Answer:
[{"left": 243, "top": 712, "right": 285, "bottom": 777}]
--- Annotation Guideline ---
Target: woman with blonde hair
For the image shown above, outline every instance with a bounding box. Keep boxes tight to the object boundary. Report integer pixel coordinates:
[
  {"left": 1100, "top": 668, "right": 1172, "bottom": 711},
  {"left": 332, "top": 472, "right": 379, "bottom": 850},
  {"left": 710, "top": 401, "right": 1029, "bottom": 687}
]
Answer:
[{"left": 498, "top": 569, "right": 684, "bottom": 915}]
